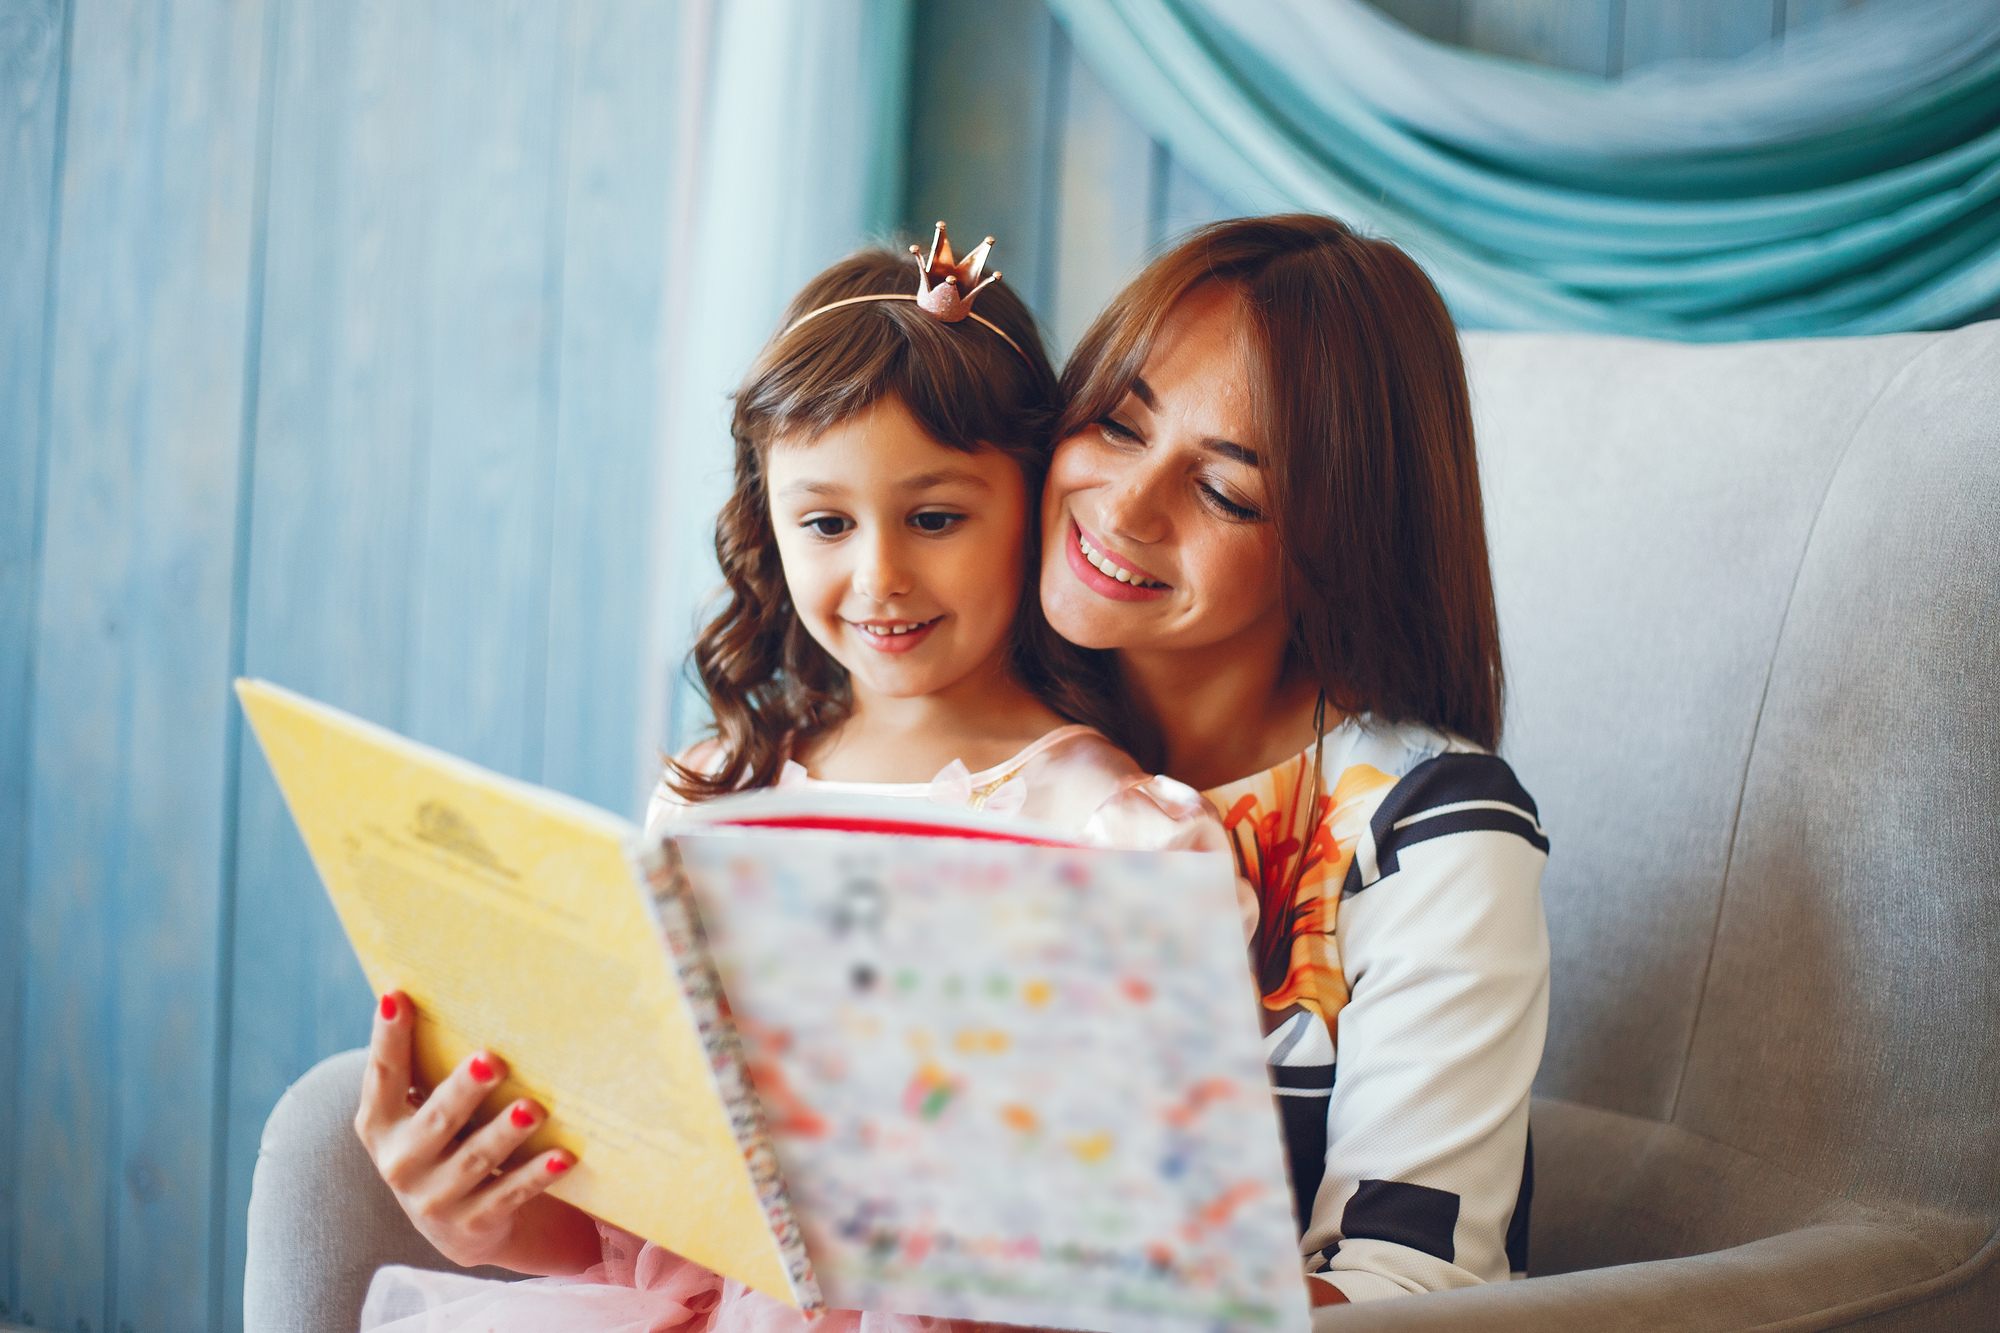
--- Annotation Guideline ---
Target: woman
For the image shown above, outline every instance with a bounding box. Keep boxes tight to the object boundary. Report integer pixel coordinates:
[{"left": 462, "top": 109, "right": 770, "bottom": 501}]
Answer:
[{"left": 1040, "top": 214, "right": 1551, "bottom": 1307}]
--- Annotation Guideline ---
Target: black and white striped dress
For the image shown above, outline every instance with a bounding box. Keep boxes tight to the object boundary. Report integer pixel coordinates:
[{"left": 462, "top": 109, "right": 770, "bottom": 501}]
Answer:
[{"left": 1205, "top": 718, "right": 1551, "bottom": 1307}]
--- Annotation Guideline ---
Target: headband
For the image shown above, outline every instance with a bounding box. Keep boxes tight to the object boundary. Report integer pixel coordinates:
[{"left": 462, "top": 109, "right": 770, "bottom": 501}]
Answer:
[{"left": 780, "top": 221, "right": 1033, "bottom": 368}]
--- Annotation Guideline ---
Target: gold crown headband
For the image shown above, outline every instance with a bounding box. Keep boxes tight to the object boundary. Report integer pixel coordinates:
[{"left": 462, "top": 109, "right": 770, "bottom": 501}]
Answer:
[{"left": 780, "top": 221, "right": 1032, "bottom": 367}]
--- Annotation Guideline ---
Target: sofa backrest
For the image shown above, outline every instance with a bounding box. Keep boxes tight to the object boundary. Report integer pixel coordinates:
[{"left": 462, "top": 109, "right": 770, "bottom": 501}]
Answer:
[{"left": 1465, "top": 323, "right": 2000, "bottom": 1233}]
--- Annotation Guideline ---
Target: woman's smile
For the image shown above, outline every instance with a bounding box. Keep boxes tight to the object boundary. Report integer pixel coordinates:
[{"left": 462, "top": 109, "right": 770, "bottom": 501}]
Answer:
[{"left": 1063, "top": 521, "right": 1170, "bottom": 602}]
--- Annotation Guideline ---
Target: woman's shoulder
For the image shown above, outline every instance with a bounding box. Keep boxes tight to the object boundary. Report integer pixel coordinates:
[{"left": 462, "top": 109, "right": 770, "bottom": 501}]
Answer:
[
  {"left": 1333, "top": 714, "right": 1484, "bottom": 781},
  {"left": 1330, "top": 718, "right": 1547, "bottom": 895},
  {"left": 1204, "top": 715, "right": 1542, "bottom": 879}
]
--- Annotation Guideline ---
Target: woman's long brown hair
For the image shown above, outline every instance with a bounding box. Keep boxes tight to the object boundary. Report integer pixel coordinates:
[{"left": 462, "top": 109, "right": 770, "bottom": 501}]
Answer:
[
  {"left": 669, "top": 248, "right": 1130, "bottom": 801},
  {"left": 1059, "top": 214, "right": 1505, "bottom": 751}
]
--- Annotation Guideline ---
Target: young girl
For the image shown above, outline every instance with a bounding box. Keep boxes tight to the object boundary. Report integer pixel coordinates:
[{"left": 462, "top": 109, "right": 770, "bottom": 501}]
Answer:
[{"left": 355, "top": 229, "right": 1233, "bottom": 1332}]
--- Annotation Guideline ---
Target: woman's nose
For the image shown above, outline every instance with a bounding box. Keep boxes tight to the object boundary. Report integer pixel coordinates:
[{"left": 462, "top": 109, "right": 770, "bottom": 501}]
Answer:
[
  {"left": 851, "top": 531, "right": 913, "bottom": 602},
  {"left": 1098, "top": 455, "right": 1173, "bottom": 546}
]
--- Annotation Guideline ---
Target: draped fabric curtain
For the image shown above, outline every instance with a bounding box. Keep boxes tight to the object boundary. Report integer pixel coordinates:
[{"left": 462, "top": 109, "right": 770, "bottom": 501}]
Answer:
[{"left": 1044, "top": 0, "right": 2000, "bottom": 338}]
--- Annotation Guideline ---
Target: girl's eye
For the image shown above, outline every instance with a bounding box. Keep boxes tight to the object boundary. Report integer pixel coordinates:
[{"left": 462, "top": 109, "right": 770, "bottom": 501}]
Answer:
[
  {"left": 1199, "top": 482, "right": 1263, "bottom": 523},
  {"left": 910, "top": 511, "right": 965, "bottom": 535},
  {"left": 803, "top": 515, "right": 852, "bottom": 538}
]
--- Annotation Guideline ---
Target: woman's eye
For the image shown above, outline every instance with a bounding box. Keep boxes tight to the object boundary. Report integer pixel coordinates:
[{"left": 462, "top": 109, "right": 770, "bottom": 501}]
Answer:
[
  {"left": 1097, "top": 417, "right": 1141, "bottom": 446},
  {"left": 803, "top": 515, "right": 851, "bottom": 538},
  {"left": 910, "top": 511, "right": 965, "bottom": 535},
  {"left": 1199, "top": 482, "right": 1263, "bottom": 523}
]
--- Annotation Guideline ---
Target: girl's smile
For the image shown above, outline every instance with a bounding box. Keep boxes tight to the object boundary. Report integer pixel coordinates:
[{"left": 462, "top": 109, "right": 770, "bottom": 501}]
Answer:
[{"left": 847, "top": 615, "right": 945, "bottom": 652}]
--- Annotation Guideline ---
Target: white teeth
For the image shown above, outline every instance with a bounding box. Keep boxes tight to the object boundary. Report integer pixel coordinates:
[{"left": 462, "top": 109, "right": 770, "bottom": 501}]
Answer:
[{"left": 1078, "top": 529, "right": 1155, "bottom": 587}]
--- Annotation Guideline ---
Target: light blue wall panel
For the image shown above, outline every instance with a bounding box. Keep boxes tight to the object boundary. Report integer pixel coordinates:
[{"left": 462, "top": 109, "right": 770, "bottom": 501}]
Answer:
[
  {"left": 0, "top": 2, "right": 64, "bottom": 1323},
  {"left": 219, "top": 4, "right": 684, "bottom": 1327},
  {"left": 16, "top": 2, "right": 270, "bottom": 1331},
  {"left": 1463, "top": 0, "right": 1620, "bottom": 76},
  {"left": 541, "top": 0, "right": 681, "bottom": 817},
  {"left": 1370, "top": 0, "right": 1468, "bottom": 44},
  {"left": 904, "top": 0, "right": 1065, "bottom": 323},
  {"left": 1621, "top": 0, "right": 1780, "bottom": 69},
  {"left": 403, "top": 0, "right": 567, "bottom": 779},
  {"left": 219, "top": 3, "right": 444, "bottom": 1326},
  {"left": 1156, "top": 157, "right": 1233, "bottom": 245},
  {"left": 1046, "top": 35, "right": 1156, "bottom": 360},
  {"left": 1780, "top": 0, "right": 1871, "bottom": 37},
  {"left": 913, "top": 2, "right": 1247, "bottom": 374}
]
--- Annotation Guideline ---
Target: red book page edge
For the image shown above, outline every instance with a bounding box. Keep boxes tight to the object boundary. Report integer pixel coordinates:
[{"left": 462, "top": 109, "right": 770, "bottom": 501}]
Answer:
[{"left": 710, "top": 814, "right": 1083, "bottom": 849}]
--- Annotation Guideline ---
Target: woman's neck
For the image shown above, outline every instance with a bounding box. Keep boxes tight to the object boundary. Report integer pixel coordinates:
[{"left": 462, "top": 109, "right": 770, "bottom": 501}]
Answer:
[
  {"left": 1121, "top": 631, "right": 1325, "bottom": 793},
  {"left": 801, "top": 655, "right": 1068, "bottom": 785}
]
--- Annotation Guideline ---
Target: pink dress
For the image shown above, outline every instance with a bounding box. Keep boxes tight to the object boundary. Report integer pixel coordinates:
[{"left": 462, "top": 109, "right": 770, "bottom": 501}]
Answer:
[{"left": 359, "top": 726, "right": 1232, "bottom": 1333}]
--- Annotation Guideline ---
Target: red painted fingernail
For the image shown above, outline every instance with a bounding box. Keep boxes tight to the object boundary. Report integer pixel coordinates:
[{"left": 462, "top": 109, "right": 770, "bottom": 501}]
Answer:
[
  {"left": 510, "top": 1103, "right": 535, "bottom": 1129},
  {"left": 546, "top": 1156, "right": 571, "bottom": 1174},
  {"left": 469, "top": 1055, "right": 495, "bottom": 1082},
  {"left": 379, "top": 995, "right": 397, "bottom": 1021}
]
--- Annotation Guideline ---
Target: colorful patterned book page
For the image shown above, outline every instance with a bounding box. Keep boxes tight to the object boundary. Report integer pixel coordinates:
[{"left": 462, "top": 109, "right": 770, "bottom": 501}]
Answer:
[{"left": 674, "top": 828, "right": 1310, "bottom": 1333}]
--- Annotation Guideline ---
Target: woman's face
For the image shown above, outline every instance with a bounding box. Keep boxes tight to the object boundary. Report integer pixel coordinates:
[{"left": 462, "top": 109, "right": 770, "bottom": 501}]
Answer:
[{"left": 1039, "top": 283, "right": 1287, "bottom": 657}]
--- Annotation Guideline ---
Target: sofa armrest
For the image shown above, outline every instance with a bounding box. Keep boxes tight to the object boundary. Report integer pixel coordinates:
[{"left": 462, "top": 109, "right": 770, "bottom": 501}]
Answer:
[
  {"left": 1317, "top": 1216, "right": 1999, "bottom": 1332},
  {"left": 244, "top": 1049, "right": 520, "bottom": 1333}
]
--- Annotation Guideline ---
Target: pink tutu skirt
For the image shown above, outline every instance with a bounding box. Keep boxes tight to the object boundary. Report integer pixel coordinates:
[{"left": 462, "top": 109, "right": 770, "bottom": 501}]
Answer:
[{"left": 359, "top": 1224, "right": 999, "bottom": 1333}]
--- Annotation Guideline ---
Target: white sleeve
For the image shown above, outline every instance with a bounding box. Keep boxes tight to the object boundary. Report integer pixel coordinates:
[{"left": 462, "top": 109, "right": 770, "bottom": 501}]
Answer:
[
  {"left": 643, "top": 775, "right": 685, "bottom": 835},
  {"left": 643, "top": 740, "right": 726, "bottom": 835},
  {"left": 1306, "top": 771, "right": 1550, "bottom": 1307}
]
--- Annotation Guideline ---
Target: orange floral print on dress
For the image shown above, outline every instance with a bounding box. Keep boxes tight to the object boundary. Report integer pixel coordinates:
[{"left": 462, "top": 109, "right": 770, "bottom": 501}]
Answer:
[{"left": 1207, "top": 754, "right": 1397, "bottom": 1026}]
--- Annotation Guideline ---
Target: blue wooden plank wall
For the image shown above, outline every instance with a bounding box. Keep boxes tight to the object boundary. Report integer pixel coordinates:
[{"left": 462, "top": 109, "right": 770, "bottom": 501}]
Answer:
[
  {"left": 216, "top": 10, "right": 687, "bottom": 1333},
  {"left": 2, "top": 1, "right": 684, "bottom": 1327},
  {"left": 1, "top": 4, "right": 67, "bottom": 1325},
  {"left": 0, "top": 1, "right": 1895, "bottom": 1330}
]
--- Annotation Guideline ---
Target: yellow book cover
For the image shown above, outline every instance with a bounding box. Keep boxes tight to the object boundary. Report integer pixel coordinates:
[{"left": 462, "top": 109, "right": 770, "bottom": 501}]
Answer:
[{"left": 234, "top": 678, "right": 820, "bottom": 1312}]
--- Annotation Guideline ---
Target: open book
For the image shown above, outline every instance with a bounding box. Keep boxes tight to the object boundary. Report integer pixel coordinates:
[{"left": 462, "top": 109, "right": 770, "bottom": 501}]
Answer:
[{"left": 237, "top": 679, "right": 1308, "bottom": 1333}]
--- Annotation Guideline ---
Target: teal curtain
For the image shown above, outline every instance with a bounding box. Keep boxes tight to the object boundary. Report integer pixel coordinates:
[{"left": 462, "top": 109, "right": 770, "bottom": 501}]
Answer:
[{"left": 1044, "top": 0, "right": 2000, "bottom": 338}]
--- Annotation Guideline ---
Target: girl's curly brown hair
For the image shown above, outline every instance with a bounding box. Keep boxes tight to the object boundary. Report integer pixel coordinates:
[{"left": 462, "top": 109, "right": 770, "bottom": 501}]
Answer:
[{"left": 667, "top": 247, "right": 1138, "bottom": 801}]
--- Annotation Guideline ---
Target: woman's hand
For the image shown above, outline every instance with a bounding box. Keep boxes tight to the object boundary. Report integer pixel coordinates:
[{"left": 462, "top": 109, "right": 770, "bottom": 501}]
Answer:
[{"left": 354, "top": 992, "right": 600, "bottom": 1275}]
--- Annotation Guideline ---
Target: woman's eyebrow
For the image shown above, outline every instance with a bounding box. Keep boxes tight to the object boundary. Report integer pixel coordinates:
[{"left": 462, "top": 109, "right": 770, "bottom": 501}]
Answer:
[
  {"left": 1128, "top": 378, "right": 1258, "bottom": 465},
  {"left": 1205, "top": 439, "right": 1261, "bottom": 466}
]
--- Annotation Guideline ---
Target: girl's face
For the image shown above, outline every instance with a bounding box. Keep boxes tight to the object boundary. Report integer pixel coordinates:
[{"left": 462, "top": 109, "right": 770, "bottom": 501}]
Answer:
[
  {"left": 768, "top": 395, "right": 1033, "bottom": 702},
  {"left": 1038, "top": 283, "right": 1287, "bottom": 656}
]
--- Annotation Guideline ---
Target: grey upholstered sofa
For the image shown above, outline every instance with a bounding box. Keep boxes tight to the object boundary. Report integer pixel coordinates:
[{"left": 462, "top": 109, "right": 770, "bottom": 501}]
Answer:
[{"left": 244, "top": 322, "right": 2000, "bottom": 1331}]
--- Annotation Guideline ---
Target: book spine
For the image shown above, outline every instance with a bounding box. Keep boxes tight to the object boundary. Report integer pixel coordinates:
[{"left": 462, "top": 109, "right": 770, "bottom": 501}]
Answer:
[{"left": 638, "top": 838, "right": 824, "bottom": 1315}]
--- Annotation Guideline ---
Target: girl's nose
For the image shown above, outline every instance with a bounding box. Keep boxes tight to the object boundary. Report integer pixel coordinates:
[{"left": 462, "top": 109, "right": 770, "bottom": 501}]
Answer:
[{"left": 852, "top": 532, "right": 914, "bottom": 602}]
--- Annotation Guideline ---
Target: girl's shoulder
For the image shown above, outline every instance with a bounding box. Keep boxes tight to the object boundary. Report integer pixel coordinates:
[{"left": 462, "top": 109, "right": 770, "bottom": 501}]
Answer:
[
  {"left": 643, "top": 739, "right": 728, "bottom": 832},
  {"left": 1004, "top": 726, "right": 1226, "bottom": 854}
]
